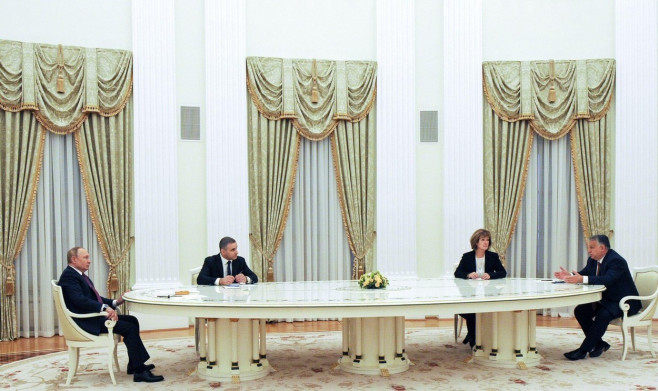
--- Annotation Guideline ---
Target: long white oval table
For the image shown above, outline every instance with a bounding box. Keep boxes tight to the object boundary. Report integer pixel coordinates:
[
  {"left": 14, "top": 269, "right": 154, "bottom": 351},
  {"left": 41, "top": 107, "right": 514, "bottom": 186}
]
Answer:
[{"left": 123, "top": 278, "right": 603, "bottom": 381}]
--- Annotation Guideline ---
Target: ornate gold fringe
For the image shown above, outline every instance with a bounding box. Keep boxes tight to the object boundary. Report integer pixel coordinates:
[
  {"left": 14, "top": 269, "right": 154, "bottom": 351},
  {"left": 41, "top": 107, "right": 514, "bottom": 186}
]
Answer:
[
  {"left": 35, "top": 111, "right": 89, "bottom": 135},
  {"left": 0, "top": 101, "right": 39, "bottom": 112},
  {"left": 292, "top": 118, "right": 338, "bottom": 141},
  {"left": 94, "top": 77, "right": 134, "bottom": 118},
  {"left": 586, "top": 86, "right": 615, "bottom": 123},
  {"left": 482, "top": 71, "right": 528, "bottom": 123},
  {"left": 348, "top": 84, "right": 377, "bottom": 124},
  {"left": 245, "top": 75, "right": 284, "bottom": 120}
]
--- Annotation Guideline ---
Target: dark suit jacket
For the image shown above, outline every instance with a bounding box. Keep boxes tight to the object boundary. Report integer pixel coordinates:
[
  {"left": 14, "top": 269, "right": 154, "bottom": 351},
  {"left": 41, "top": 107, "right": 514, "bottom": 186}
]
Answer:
[
  {"left": 578, "top": 249, "right": 641, "bottom": 317},
  {"left": 197, "top": 255, "right": 258, "bottom": 285},
  {"left": 454, "top": 250, "right": 507, "bottom": 280},
  {"left": 57, "top": 266, "right": 114, "bottom": 335}
]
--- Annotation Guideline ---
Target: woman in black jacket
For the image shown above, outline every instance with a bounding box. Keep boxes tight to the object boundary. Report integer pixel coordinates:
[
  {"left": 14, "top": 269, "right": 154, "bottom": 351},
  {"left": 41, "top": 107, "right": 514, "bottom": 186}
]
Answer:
[{"left": 454, "top": 229, "right": 507, "bottom": 347}]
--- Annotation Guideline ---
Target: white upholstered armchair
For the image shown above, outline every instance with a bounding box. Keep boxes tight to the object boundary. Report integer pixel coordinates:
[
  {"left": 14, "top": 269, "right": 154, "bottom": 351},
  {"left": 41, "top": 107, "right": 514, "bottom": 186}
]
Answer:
[{"left": 610, "top": 266, "right": 658, "bottom": 361}]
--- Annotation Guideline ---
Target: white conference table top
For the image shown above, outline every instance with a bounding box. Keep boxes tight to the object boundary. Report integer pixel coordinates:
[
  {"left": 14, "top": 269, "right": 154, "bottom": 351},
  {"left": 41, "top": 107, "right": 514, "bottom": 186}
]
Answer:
[{"left": 123, "top": 277, "right": 604, "bottom": 319}]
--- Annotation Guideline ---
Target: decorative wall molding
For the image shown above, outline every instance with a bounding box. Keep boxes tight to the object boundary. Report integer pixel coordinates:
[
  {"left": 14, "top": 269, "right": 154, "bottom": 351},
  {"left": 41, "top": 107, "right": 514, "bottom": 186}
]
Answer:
[
  {"left": 443, "top": 0, "right": 484, "bottom": 272},
  {"left": 132, "top": 0, "right": 181, "bottom": 289},
  {"left": 614, "top": 1, "right": 658, "bottom": 268},
  {"left": 376, "top": 0, "right": 417, "bottom": 278},
  {"left": 205, "top": 0, "right": 250, "bottom": 259}
]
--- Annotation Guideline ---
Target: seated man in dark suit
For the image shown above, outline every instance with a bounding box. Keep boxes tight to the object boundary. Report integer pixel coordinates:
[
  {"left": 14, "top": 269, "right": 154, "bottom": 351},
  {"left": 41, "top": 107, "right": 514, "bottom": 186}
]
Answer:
[
  {"left": 554, "top": 234, "right": 641, "bottom": 360},
  {"left": 197, "top": 237, "right": 259, "bottom": 285},
  {"left": 58, "top": 247, "right": 164, "bottom": 382}
]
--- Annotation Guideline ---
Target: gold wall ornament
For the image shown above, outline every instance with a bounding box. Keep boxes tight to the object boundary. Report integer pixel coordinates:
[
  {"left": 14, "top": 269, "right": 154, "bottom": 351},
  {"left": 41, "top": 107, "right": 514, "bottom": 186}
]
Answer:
[
  {"left": 311, "top": 59, "right": 319, "bottom": 103},
  {"left": 56, "top": 44, "right": 65, "bottom": 93},
  {"left": 548, "top": 60, "right": 556, "bottom": 103}
]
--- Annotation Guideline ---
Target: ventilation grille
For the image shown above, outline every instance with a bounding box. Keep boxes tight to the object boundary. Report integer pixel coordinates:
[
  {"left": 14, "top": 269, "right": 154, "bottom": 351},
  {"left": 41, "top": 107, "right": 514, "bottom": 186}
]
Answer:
[
  {"left": 419, "top": 111, "right": 438, "bottom": 142},
  {"left": 180, "top": 106, "right": 200, "bottom": 141}
]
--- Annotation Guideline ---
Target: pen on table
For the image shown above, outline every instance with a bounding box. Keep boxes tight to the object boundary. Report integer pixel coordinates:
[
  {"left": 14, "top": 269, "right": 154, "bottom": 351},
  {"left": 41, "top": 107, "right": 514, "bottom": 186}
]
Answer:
[{"left": 156, "top": 295, "right": 182, "bottom": 298}]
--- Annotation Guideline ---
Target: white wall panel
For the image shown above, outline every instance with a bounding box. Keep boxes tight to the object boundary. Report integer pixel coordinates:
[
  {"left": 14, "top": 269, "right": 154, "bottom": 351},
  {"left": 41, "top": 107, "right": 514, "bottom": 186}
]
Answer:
[
  {"left": 205, "top": 0, "right": 250, "bottom": 259},
  {"left": 133, "top": 0, "right": 181, "bottom": 289},
  {"left": 614, "top": 1, "right": 658, "bottom": 268},
  {"left": 376, "top": 0, "right": 417, "bottom": 278},
  {"left": 443, "top": 0, "right": 483, "bottom": 273}
]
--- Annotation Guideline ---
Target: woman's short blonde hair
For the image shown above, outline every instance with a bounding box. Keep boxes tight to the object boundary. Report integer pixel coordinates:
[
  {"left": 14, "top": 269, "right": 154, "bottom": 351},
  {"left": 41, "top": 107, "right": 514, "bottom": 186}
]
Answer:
[{"left": 470, "top": 229, "right": 492, "bottom": 250}]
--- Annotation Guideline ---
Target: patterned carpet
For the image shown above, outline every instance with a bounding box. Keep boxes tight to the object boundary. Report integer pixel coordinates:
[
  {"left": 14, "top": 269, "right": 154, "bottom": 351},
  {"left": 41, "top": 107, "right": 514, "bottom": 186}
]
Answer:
[{"left": 1, "top": 327, "right": 656, "bottom": 390}]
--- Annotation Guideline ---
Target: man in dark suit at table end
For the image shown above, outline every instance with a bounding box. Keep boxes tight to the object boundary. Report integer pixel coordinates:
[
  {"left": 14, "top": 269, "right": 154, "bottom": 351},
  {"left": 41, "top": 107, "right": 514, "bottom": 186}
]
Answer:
[
  {"left": 57, "top": 247, "right": 164, "bottom": 382},
  {"left": 554, "top": 234, "right": 641, "bottom": 360},
  {"left": 197, "top": 237, "right": 259, "bottom": 286}
]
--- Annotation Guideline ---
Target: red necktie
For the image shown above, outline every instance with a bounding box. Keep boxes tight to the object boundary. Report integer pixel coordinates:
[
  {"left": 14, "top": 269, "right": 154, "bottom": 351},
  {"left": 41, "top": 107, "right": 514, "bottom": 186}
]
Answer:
[{"left": 82, "top": 273, "right": 103, "bottom": 303}]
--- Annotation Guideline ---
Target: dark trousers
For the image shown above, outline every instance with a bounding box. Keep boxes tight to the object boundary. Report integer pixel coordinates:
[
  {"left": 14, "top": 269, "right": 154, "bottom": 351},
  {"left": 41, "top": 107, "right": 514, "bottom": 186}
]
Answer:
[
  {"left": 460, "top": 313, "right": 476, "bottom": 338},
  {"left": 574, "top": 302, "right": 617, "bottom": 352},
  {"left": 101, "top": 314, "right": 150, "bottom": 371}
]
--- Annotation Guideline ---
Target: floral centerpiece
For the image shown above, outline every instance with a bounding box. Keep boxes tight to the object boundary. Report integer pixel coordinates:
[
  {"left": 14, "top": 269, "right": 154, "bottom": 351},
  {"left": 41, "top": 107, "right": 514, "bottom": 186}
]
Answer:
[{"left": 358, "top": 271, "right": 389, "bottom": 289}]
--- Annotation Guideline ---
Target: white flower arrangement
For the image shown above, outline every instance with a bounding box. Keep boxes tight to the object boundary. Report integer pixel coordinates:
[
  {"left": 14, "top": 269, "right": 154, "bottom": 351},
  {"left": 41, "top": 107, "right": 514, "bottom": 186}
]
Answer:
[{"left": 358, "top": 271, "right": 389, "bottom": 289}]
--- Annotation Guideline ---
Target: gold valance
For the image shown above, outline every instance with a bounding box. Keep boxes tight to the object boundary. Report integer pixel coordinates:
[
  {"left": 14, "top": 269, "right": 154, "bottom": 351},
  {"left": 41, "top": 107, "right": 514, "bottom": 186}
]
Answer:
[
  {"left": 246, "top": 57, "right": 377, "bottom": 140},
  {"left": 482, "top": 59, "right": 615, "bottom": 139},
  {"left": 0, "top": 40, "right": 132, "bottom": 134}
]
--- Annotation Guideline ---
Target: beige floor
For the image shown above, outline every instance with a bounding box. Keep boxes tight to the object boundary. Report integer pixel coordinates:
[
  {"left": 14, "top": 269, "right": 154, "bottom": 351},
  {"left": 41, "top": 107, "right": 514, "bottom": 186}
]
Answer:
[{"left": 0, "top": 316, "right": 596, "bottom": 365}]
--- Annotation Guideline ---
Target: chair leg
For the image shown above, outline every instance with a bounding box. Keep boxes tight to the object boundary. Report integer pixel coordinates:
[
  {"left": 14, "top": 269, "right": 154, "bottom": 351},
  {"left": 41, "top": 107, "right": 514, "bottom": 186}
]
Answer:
[
  {"left": 648, "top": 324, "right": 656, "bottom": 358},
  {"left": 631, "top": 327, "right": 636, "bottom": 351},
  {"left": 454, "top": 315, "right": 459, "bottom": 342},
  {"left": 108, "top": 346, "right": 117, "bottom": 385},
  {"left": 620, "top": 326, "right": 630, "bottom": 361},
  {"left": 66, "top": 347, "right": 79, "bottom": 385},
  {"left": 113, "top": 342, "right": 120, "bottom": 372}
]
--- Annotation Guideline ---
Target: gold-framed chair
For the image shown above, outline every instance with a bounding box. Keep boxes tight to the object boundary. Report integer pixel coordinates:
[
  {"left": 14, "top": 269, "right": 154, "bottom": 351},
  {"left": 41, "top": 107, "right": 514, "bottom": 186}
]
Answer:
[
  {"left": 609, "top": 266, "right": 658, "bottom": 361},
  {"left": 51, "top": 280, "right": 120, "bottom": 385}
]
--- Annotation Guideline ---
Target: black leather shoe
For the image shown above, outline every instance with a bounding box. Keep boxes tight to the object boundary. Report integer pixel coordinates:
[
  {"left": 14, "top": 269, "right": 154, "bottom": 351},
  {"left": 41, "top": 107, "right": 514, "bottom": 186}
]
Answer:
[
  {"left": 133, "top": 369, "right": 164, "bottom": 383},
  {"left": 589, "top": 341, "right": 611, "bottom": 358},
  {"left": 564, "top": 349, "right": 587, "bottom": 361},
  {"left": 127, "top": 363, "right": 155, "bottom": 375}
]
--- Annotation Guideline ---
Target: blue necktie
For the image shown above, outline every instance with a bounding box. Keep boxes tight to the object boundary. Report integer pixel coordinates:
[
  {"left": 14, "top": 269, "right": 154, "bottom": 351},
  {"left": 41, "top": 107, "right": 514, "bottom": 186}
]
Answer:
[{"left": 227, "top": 261, "right": 232, "bottom": 277}]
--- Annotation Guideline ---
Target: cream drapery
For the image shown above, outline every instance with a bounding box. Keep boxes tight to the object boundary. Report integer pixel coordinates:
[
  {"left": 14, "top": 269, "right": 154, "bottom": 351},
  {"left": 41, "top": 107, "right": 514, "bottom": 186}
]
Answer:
[
  {"left": 482, "top": 59, "right": 615, "bottom": 261},
  {"left": 0, "top": 40, "right": 133, "bottom": 340},
  {"left": 246, "top": 57, "right": 376, "bottom": 280},
  {"left": 0, "top": 111, "right": 45, "bottom": 341}
]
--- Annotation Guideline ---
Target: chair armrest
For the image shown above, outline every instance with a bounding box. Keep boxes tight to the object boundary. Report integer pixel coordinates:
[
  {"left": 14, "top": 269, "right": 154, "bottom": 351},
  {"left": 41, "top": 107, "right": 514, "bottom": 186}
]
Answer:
[
  {"left": 619, "top": 290, "right": 658, "bottom": 312},
  {"left": 68, "top": 310, "right": 111, "bottom": 319}
]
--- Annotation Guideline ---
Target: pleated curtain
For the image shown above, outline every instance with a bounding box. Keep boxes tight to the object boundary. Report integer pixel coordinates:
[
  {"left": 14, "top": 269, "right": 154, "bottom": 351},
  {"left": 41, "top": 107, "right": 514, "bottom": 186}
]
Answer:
[
  {"left": 16, "top": 132, "right": 107, "bottom": 338},
  {"left": 246, "top": 57, "right": 377, "bottom": 281},
  {"left": 0, "top": 40, "right": 133, "bottom": 340},
  {"left": 482, "top": 59, "right": 615, "bottom": 264}
]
